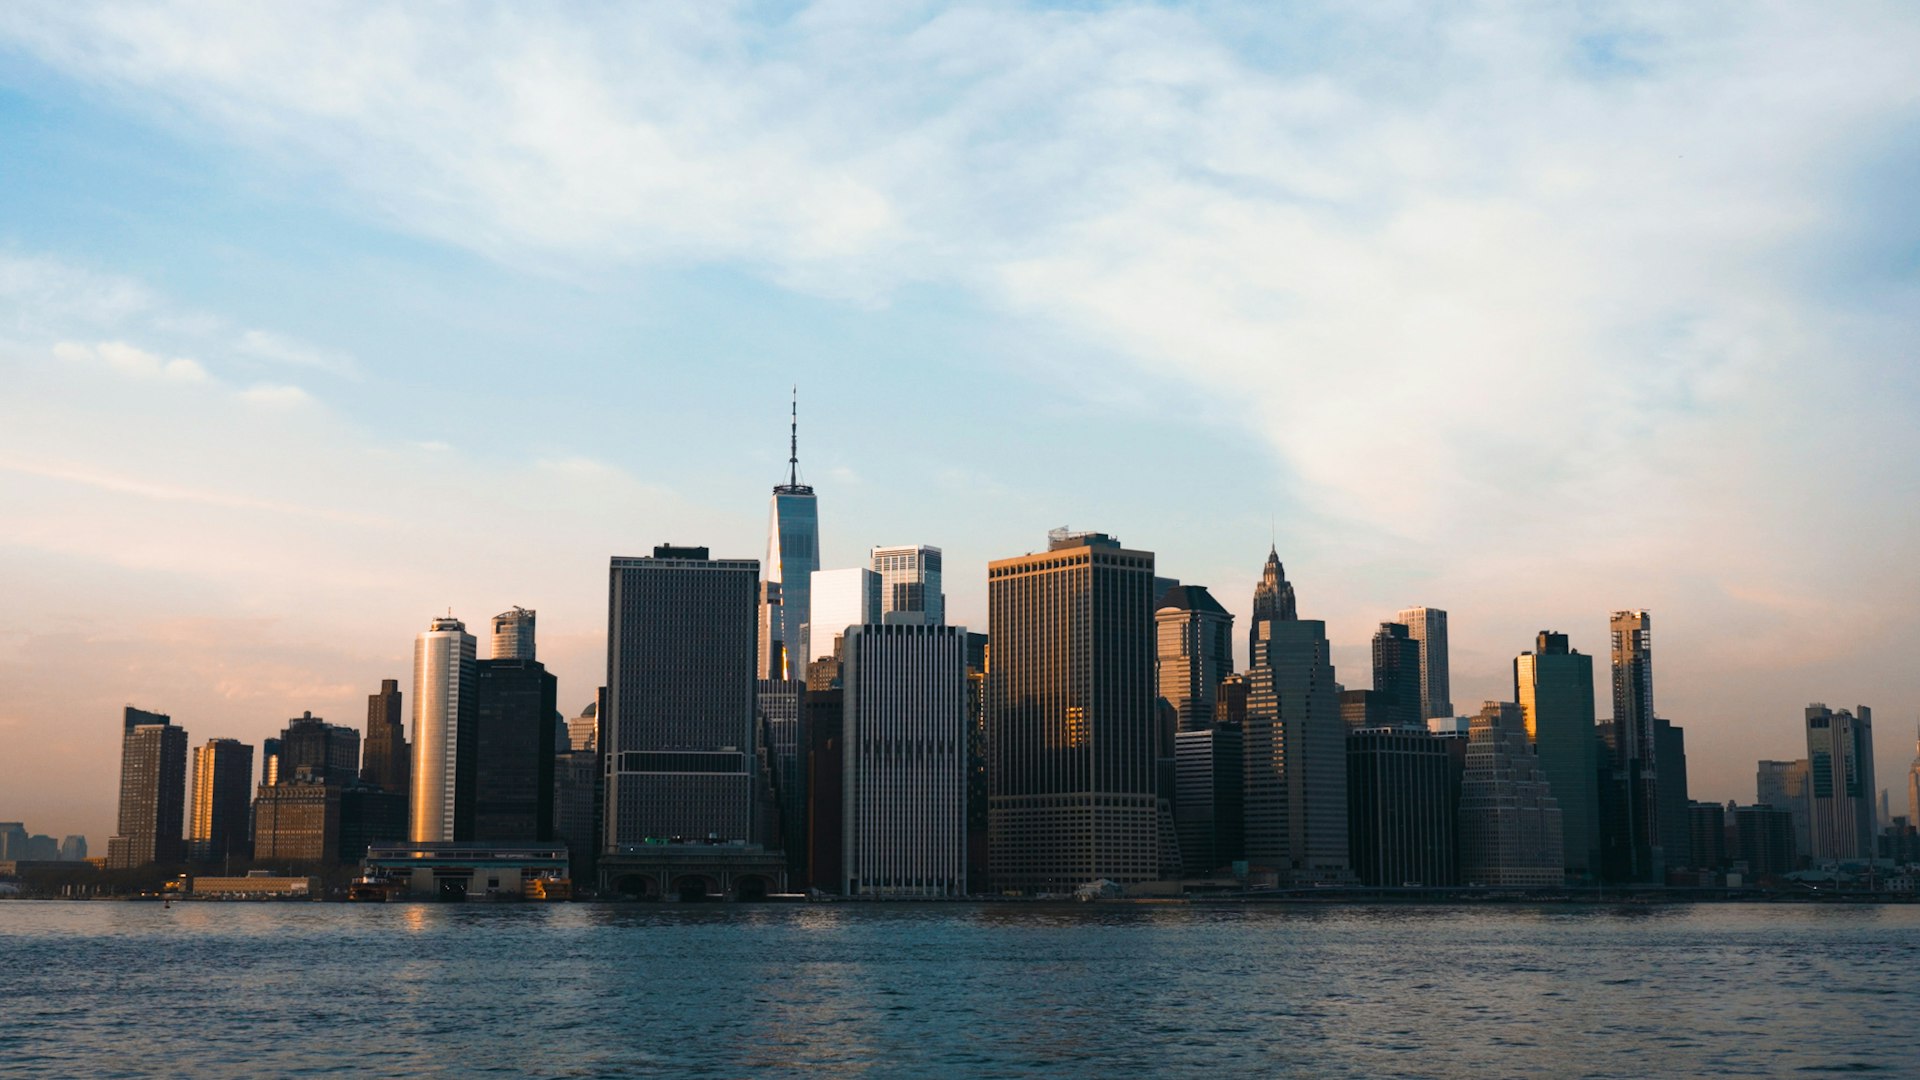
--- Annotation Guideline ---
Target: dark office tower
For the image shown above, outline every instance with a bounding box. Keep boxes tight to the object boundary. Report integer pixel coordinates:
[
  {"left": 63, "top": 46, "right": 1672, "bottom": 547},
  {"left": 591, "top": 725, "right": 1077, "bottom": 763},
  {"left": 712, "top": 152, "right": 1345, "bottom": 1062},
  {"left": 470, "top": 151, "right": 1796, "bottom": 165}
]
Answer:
[
  {"left": 1607, "top": 609, "right": 1661, "bottom": 882},
  {"left": 1459, "top": 702, "right": 1564, "bottom": 886},
  {"left": 763, "top": 392, "right": 820, "bottom": 680},
  {"left": 1731, "top": 804, "right": 1797, "bottom": 881},
  {"left": 188, "top": 738, "right": 255, "bottom": 862},
  {"left": 1346, "top": 727, "right": 1458, "bottom": 887},
  {"left": 1805, "top": 703, "right": 1876, "bottom": 860},
  {"left": 606, "top": 545, "right": 759, "bottom": 848},
  {"left": 554, "top": 700, "right": 602, "bottom": 882},
  {"left": 758, "top": 677, "right": 807, "bottom": 873},
  {"left": 964, "top": 631, "right": 989, "bottom": 890},
  {"left": 1757, "top": 758, "right": 1812, "bottom": 865},
  {"left": 1174, "top": 722, "right": 1244, "bottom": 874},
  {"left": 278, "top": 712, "right": 361, "bottom": 785},
  {"left": 1515, "top": 632, "right": 1601, "bottom": 880},
  {"left": 106, "top": 708, "right": 189, "bottom": 869},
  {"left": 1156, "top": 585, "right": 1235, "bottom": 734},
  {"left": 361, "top": 679, "right": 409, "bottom": 798},
  {"left": 1687, "top": 801, "right": 1726, "bottom": 873},
  {"left": 473, "top": 653, "right": 558, "bottom": 843},
  {"left": 491, "top": 606, "right": 536, "bottom": 661},
  {"left": 805, "top": 685, "right": 846, "bottom": 892},
  {"left": 987, "top": 530, "right": 1160, "bottom": 892},
  {"left": 1248, "top": 545, "right": 1297, "bottom": 663},
  {"left": 1242, "top": 554, "right": 1350, "bottom": 882},
  {"left": 1396, "top": 607, "right": 1453, "bottom": 721},
  {"left": 411, "top": 615, "right": 478, "bottom": 843},
  {"left": 1370, "top": 622, "right": 1423, "bottom": 730},
  {"left": 1654, "top": 718, "right": 1690, "bottom": 870},
  {"left": 1339, "top": 689, "right": 1387, "bottom": 730}
]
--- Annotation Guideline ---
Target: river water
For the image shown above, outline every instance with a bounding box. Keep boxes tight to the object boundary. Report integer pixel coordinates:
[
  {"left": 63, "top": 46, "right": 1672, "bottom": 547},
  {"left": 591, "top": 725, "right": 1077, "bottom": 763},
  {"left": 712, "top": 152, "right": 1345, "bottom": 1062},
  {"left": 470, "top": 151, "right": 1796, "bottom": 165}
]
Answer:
[{"left": 3, "top": 901, "right": 1915, "bottom": 1076}]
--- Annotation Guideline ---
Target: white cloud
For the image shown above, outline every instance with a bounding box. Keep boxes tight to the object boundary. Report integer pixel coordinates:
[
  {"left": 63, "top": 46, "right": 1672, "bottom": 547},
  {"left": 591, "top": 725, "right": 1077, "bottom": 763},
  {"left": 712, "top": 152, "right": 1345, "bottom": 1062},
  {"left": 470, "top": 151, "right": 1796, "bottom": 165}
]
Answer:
[
  {"left": 237, "top": 383, "right": 312, "bottom": 407},
  {"left": 56, "top": 339, "right": 209, "bottom": 382}
]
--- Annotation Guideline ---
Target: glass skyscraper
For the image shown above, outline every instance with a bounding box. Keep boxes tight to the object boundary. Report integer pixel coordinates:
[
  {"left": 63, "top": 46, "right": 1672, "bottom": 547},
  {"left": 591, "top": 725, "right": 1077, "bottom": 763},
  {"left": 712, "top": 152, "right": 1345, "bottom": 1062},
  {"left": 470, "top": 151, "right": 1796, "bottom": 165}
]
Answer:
[
  {"left": 763, "top": 395, "right": 819, "bottom": 678},
  {"left": 1515, "top": 631, "right": 1601, "bottom": 879},
  {"left": 871, "top": 544, "right": 944, "bottom": 626},
  {"left": 410, "top": 615, "right": 476, "bottom": 843}
]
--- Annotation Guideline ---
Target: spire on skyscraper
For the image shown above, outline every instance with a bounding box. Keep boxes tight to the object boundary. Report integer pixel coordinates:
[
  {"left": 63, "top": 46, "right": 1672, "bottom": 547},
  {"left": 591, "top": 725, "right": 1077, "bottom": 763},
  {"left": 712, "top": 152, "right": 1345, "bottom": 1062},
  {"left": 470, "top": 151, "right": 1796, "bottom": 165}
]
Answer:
[{"left": 1251, "top": 545, "right": 1297, "bottom": 624}]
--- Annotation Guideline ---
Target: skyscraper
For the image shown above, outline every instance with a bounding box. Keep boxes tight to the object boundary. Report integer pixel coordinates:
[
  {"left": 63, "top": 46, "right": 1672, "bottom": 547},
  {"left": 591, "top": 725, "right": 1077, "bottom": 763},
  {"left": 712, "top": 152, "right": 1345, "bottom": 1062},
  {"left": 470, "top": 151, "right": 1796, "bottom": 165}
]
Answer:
[
  {"left": 606, "top": 545, "right": 760, "bottom": 847},
  {"left": 278, "top": 711, "right": 360, "bottom": 784},
  {"left": 763, "top": 393, "right": 819, "bottom": 679},
  {"left": 1655, "top": 717, "right": 1690, "bottom": 869},
  {"left": 1458, "top": 701, "right": 1564, "bottom": 886},
  {"left": 807, "top": 566, "right": 881, "bottom": 662},
  {"left": 871, "top": 544, "right": 944, "bottom": 626},
  {"left": 1607, "top": 609, "right": 1660, "bottom": 881},
  {"left": 1174, "top": 722, "right": 1244, "bottom": 875},
  {"left": 473, "top": 621, "right": 558, "bottom": 842},
  {"left": 1907, "top": 725, "right": 1920, "bottom": 835},
  {"left": 1248, "top": 545, "right": 1297, "bottom": 662},
  {"left": 757, "top": 676, "right": 807, "bottom": 872},
  {"left": 1242, "top": 548, "right": 1350, "bottom": 882},
  {"left": 554, "top": 699, "right": 602, "bottom": 882},
  {"left": 361, "top": 678, "right": 409, "bottom": 798},
  {"left": 188, "top": 738, "right": 254, "bottom": 863},
  {"left": 1395, "top": 607, "right": 1453, "bottom": 720},
  {"left": 491, "top": 606, "right": 536, "bottom": 661},
  {"left": 841, "top": 623, "right": 969, "bottom": 897},
  {"left": 1347, "top": 726, "right": 1458, "bottom": 887},
  {"left": 1370, "top": 621, "right": 1422, "bottom": 730},
  {"left": 1515, "top": 632, "right": 1601, "bottom": 879},
  {"left": 1805, "top": 703, "right": 1876, "bottom": 860},
  {"left": 410, "top": 615, "right": 477, "bottom": 843},
  {"left": 987, "top": 530, "right": 1160, "bottom": 891},
  {"left": 106, "top": 707, "right": 188, "bottom": 869},
  {"left": 1156, "top": 585, "right": 1235, "bottom": 734},
  {"left": 1757, "top": 758, "right": 1812, "bottom": 865}
]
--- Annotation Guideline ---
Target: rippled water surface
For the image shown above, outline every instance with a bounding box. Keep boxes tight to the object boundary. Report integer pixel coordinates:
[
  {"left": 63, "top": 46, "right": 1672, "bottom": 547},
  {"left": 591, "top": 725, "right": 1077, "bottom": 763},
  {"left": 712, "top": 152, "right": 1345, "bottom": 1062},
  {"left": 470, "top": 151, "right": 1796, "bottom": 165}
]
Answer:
[{"left": 4, "top": 901, "right": 1917, "bottom": 1076}]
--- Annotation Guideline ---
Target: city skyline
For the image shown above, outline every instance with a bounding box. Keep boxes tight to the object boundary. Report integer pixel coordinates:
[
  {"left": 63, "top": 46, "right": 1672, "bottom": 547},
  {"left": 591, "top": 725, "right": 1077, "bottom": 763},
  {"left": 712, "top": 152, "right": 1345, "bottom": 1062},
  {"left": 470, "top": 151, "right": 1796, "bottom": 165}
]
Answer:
[{"left": 3, "top": 4, "right": 1918, "bottom": 845}]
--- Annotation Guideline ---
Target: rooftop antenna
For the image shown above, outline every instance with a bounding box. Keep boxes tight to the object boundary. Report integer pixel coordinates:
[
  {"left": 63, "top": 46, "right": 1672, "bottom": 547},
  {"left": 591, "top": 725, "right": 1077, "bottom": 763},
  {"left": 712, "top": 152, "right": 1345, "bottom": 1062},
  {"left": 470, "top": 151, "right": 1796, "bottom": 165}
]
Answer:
[{"left": 789, "top": 385, "right": 799, "bottom": 488}]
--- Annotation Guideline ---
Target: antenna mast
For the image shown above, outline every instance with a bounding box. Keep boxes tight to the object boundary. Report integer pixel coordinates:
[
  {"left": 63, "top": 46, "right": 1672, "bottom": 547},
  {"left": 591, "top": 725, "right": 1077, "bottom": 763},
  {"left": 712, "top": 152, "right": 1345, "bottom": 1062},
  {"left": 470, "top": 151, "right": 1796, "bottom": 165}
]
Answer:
[{"left": 788, "top": 386, "right": 799, "bottom": 487}]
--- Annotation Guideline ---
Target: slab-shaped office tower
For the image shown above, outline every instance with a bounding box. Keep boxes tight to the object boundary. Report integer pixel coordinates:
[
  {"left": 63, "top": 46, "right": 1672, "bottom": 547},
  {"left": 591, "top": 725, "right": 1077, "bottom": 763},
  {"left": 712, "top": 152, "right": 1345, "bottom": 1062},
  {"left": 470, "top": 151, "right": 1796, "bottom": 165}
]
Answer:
[
  {"left": 841, "top": 624, "right": 969, "bottom": 897},
  {"left": 606, "top": 545, "right": 759, "bottom": 847},
  {"left": 987, "top": 530, "right": 1160, "bottom": 892}
]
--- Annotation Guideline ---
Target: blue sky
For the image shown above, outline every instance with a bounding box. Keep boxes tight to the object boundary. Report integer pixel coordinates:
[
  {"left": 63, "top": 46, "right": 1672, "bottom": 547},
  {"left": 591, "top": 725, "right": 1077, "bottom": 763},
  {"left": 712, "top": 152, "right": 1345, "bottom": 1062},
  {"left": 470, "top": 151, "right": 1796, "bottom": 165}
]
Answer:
[{"left": 1, "top": 1, "right": 1917, "bottom": 844}]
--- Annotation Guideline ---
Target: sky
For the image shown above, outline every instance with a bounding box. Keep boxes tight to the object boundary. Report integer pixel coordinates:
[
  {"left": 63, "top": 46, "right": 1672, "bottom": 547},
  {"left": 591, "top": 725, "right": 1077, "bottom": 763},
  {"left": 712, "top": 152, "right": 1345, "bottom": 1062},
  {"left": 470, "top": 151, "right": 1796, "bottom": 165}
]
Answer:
[{"left": 1, "top": 2, "right": 1917, "bottom": 846}]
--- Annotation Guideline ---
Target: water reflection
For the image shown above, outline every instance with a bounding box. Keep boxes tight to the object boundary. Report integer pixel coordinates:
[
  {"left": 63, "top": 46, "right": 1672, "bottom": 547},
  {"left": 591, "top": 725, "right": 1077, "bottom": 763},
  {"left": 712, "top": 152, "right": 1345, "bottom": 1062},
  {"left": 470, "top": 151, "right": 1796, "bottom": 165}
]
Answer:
[{"left": 6, "top": 902, "right": 1918, "bottom": 1076}]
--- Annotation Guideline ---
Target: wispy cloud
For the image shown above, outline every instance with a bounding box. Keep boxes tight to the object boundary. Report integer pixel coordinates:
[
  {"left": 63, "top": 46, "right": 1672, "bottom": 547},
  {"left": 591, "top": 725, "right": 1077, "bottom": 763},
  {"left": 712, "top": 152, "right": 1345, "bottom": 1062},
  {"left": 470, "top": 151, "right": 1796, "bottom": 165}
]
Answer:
[{"left": 0, "top": 455, "right": 383, "bottom": 524}]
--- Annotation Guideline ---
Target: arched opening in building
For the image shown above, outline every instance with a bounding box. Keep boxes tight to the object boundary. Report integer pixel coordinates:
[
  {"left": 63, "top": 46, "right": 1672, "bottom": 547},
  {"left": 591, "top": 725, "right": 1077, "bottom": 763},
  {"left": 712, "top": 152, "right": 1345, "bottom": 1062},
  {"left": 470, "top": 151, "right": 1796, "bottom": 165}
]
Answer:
[
  {"left": 672, "top": 875, "right": 718, "bottom": 902},
  {"left": 611, "top": 874, "right": 656, "bottom": 900},
  {"left": 734, "top": 875, "right": 772, "bottom": 902}
]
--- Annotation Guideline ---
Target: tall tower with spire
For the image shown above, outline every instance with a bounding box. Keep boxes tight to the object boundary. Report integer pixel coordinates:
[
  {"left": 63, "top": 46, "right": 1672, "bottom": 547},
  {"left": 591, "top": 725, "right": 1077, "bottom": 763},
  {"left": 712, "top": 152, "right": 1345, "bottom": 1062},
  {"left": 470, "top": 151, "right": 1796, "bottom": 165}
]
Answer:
[
  {"left": 1241, "top": 547, "right": 1349, "bottom": 882},
  {"left": 763, "top": 389, "right": 820, "bottom": 679},
  {"left": 1249, "top": 546, "right": 1297, "bottom": 662}
]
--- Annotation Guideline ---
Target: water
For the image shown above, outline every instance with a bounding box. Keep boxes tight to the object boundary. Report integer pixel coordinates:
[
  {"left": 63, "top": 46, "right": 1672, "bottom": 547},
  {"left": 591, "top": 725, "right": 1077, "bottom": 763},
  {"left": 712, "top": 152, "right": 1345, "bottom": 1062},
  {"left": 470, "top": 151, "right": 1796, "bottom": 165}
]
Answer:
[{"left": 3, "top": 901, "right": 1916, "bottom": 1077}]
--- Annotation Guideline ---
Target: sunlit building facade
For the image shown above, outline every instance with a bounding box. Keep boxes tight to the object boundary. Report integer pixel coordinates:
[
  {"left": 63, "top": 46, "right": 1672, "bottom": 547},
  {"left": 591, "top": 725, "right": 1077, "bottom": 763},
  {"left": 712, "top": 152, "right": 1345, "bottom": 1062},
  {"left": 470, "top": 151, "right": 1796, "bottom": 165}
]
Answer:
[
  {"left": 1396, "top": 607, "right": 1453, "bottom": 721},
  {"left": 807, "top": 566, "right": 881, "bottom": 662},
  {"left": 107, "top": 708, "right": 188, "bottom": 869},
  {"left": 410, "top": 615, "right": 477, "bottom": 843},
  {"left": 987, "top": 530, "right": 1160, "bottom": 892},
  {"left": 491, "top": 606, "right": 536, "bottom": 661},
  {"left": 871, "top": 544, "right": 944, "bottom": 626},
  {"left": 1156, "top": 585, "right": 1234, "bottom": 734},
  {"left": 361, "top": 678, "right": 409, "bottom": 799},
  {"left": 188, "top": 737, "right": 254, "bottom": 863}
]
